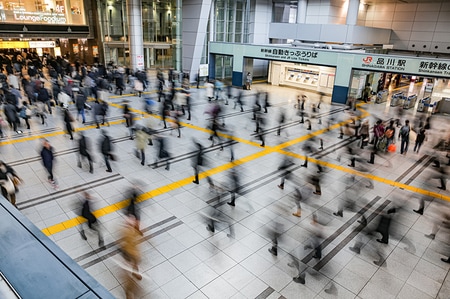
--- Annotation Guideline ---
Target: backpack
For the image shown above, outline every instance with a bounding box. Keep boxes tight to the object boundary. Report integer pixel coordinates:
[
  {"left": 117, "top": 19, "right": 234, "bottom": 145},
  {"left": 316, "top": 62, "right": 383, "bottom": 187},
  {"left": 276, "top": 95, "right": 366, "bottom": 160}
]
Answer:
[
  {"left": 377, "top": 137, "right": 388, "bottom": 152},
  {"left": 385, "top": 128, "right": 394, "bottom": 139},
  {"left": 400, "top": 126, "right": 410, "bottom": 138},
  {"left": 19, "top": 106, "right": 26, "bottom": 119}
]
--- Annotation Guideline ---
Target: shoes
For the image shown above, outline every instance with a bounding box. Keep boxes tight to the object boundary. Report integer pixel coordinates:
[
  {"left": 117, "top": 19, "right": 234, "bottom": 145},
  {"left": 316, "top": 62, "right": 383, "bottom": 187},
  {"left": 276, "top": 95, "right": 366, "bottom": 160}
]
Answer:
[
  {"left": 106, "top": 169, "right": 112, "bottom": 173},
  {"left": 292, "top": 212, "right": 301, "bottom": 217},
  {"left": 301, "top": 164, "right": 307, "bottom": 168},
  {"left": 132, "top": 272, "right": 143, "bottom": 280},
  {"left": 441, "top": 258, "right": 450, "bottom": 263},
  {"left": 227, "top": 202, "right": 235, "bottom": 207},
  {"left": 312, "top": 255, "right": 321, "bottom": 259},
  {"left": 333, "top": 212, "right": 343, "bottom": 217},
  {"left": 413, "top": 208, "right": 423, "bottom": 215},
  {"left": 206, "top": 225, "right": 215, "bottom": 233},
  {"left": 193, "top": 180, "right": 199, "bottom": 184},
  {"left": 376, "top": 239, "right": 388, "bottom": 244},
  {"left": 89, "top": 169, "right": 93, "bottom": 174},
  {"left": 293, "top": 275, "right": 305, "bottom": 284},
  {"left": 349, "top": 246, "right": 360, "bottom": 254},
  {"left": 268, "top": 248, "right": 278, "bottom": 256},
  {"left": 77, "top": 162, "right": 82, "bottom": 168},
  {"left": 313, "top": 192, "right": 321, "bottom": 195},
  {"left": 277, "top": 184, "right": 284, "bottom": 190},
  {"left": 438, "top": 186, "right": 447, "bottom": 190},
  {"left": 80, "top": 231, "right": 87, "bottom": 240},
  {"left": 98, "top": 239, "right": 104, "bottom": 248},
  {"left": 425, "top": 234, "right": 435, "bottom": 240},
  {"left": 373, "top": 260, "right": 383, "bottom": 266}
]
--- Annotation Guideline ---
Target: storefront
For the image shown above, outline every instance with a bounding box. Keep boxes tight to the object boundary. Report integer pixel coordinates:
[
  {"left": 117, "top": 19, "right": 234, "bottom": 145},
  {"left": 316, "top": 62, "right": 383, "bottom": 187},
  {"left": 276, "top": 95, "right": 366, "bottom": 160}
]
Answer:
[
  {"left": 0, "top": 0, "right": 92, "bottom": 62},
  {"left": 209, "top": 42, "right": 450, "bottom": 109},
  {"left": 269, "top": 61, "right": 335, "bottom": 94}
]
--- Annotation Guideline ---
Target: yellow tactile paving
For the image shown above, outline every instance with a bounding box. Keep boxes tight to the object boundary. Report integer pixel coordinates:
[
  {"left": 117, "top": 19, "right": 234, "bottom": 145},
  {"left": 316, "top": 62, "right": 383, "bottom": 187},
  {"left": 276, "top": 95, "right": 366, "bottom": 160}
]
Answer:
[{"left": 31, "top": 101, "right": 450, "bottom": 236}]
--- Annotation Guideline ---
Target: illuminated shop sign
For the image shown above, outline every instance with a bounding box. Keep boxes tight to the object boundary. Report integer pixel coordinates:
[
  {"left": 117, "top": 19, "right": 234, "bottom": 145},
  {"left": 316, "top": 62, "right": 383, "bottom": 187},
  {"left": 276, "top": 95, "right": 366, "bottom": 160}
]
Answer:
[
  {"left": 13, "top": 10, "right": 66, "bottom": 24},
  {"left": 417, "top": 61, "right": 450, "bottom": 76},
  {"left": 360, "top": 56, "right": 407, "bottom": 71},
  {"left": 260, "top": 47, "right": 318, "bottom": 62},
  {"left": 0, "top": 0, "right": 84, "bottom": 25}
]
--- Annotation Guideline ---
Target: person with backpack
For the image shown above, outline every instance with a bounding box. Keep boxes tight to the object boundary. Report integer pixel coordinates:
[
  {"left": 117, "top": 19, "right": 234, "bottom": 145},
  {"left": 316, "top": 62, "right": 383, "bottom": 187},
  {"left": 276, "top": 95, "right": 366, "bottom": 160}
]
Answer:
[
  {"left": 385, "top": 120, "right": 396, "bottom": 147},
  {"left": 399, "top": 120, "right": 411, "bottom": 155},
  {"left": 99, "top": 129, "right": 113, "bottom": 172}
]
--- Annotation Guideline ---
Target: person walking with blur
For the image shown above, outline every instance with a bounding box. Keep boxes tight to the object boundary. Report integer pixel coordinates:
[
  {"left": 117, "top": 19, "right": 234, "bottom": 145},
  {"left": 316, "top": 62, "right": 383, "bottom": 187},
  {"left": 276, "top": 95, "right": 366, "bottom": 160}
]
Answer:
[
  {"left": 399, "top": 120, "right": 411, "bottom": 155},
  {"left": 0, "top": 160, "right": 22, "bottom": 207},
  {"left": 119, "top": 214, "right": 143, "bottom": 281},
  {"left": 78, "top": 131, "right": 94, "bottom": 173},
  {"left": 100, "top": 129, "right": 113, "bottom": 172},
  {"left": 79, "top": 191, "right": 104, "bottom": 248},
  {"left": 40, "top": 139, "right": 57, "bottom": 188},
  {"left": 414, "top": 128, "right": 426, "bottom": 153}
]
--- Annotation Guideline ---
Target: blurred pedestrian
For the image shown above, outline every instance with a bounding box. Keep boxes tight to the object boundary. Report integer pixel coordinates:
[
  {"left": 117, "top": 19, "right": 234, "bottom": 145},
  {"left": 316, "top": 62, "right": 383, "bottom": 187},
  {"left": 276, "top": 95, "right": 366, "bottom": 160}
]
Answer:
[
  {"left": 0, "top": 160, "right": 21, "bottom": 207},
  {"left": 79, "top": 191, "right": 104, "bottom": 248},
  {"left": 62, "top": 106, "right": 75, "bottom": 140},
  {"left": 99, "top": 129, "right": 113, "bottom": 172},
  {"left": 413, "top": 128, "right": 426, "bottom": 153},
  {"left": 78, "top": 131, "right": 93, "bottom": 173},
  {"left": 40, "top": 139, "right": 57, "bottom": 188},
  {"left": 399, "top": 120, "right": 411, "bottom": 154},
  {"left": 134, "top": 126, "right": 150, "bottom": 166}
]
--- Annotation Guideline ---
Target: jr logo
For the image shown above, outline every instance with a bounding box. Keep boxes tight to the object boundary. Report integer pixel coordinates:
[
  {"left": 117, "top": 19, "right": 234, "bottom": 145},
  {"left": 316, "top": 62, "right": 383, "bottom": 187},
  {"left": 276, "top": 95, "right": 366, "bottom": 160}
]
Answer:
[{"left": 363, "top": 56, "right": 373, "bottom": 64}]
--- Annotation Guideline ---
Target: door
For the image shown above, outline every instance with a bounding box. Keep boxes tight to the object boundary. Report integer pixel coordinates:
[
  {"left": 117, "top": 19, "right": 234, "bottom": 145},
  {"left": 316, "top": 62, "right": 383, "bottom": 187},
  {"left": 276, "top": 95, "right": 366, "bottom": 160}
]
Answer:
[{"left": 272, "top": 63, "right": 281, "bottom": 86}]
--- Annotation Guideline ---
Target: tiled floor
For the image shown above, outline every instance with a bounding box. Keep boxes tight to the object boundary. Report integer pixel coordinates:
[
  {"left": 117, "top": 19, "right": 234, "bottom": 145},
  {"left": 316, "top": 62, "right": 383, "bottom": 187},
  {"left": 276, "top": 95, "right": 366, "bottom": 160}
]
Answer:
[{"left": 4, "top": 77, "right": 450, "bottom": 298}]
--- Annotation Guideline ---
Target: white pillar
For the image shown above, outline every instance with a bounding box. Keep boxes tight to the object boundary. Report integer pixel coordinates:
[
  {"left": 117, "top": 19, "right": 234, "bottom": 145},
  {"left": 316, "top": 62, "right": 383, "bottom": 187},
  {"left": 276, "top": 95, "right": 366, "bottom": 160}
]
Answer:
[
  {"left": 127, "top": 0, "right": 144, "bottom": 70},
  {"left": 346, "top": 0, "right": 360, "bottom": 26},
  {"left": 296, "top": 0, "right": 307, "bottom": 24}
]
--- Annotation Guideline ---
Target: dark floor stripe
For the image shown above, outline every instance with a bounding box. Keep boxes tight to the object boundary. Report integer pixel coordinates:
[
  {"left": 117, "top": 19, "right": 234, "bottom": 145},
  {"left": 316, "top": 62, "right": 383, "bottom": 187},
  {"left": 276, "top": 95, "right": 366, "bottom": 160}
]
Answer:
[
  {"left": 80, "top": 220, "right": 183, "bottom": 269},
  {"left": 404, "top": 156, "right": 435, "bottom": 185},
  {"left": 17, "top": 174, "right": 122, "bottom": 209},
  {"left": 74, "top": 216, "right": 177, "bottom": 263},
  {"left": 254, "top": 286, "right": 275, "bottom": 299},
  {"left": 312, "top": 199, "right": 391, "bottom": 271},
  {"left": 395, "top": 154, "right": 429, "bottom": 182},
  {"left": 301, "top": 196, "right": 381, "bottom": 265}
]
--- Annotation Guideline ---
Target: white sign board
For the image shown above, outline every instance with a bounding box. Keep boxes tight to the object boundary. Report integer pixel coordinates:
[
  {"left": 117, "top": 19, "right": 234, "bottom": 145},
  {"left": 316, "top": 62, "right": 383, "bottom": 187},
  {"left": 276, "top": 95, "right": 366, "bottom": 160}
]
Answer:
[
  {"left": 137, "top": 55, "right": 144, "bottom": 67},
  {"left": 199, "top": 64, "right": 208, "bottom": 77},
  {"left": 29, "top": 41, "right": 56, "bottom": 48}
]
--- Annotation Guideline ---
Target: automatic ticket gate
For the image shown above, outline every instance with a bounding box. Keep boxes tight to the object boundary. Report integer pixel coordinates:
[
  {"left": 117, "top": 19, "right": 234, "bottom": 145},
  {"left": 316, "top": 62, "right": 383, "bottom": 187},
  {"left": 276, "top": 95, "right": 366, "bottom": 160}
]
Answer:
[
  {"left": 390, "top": 92, "right": 404, "bottom": 107},
  {"left": 403, "top": 94, "right": 417, "bottom": 109}
]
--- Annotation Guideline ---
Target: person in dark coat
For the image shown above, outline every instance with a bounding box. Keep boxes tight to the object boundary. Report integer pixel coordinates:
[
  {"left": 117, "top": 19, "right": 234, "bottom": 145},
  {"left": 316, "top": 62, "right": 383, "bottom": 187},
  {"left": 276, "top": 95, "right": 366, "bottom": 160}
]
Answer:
[
  {"left": 192, "top": 141, "right": 204, "bottom": 184},
  {"left": 40, "top": 139, "right": 57, "bottom": 187},
  {"left": 75, "top": 93, "right": 87, "bottom": 124},
  {"left": 37, "top": 87, "right": 52, "bottom": 114},
  {"left": 79, "top": 191, "right": 104, "bottom": 248},
  {"left": 62, "top": 107, "right": 74, "bottom": 140},
  {"left": 3, "top": 100, "right": 19, "bottom": 133},
  {"left": 0, "top": 160, "right": 21, "bottom": 207},
  {"left": 414, "top": 128, "right": 426, "bottom": 153},
  {"left": 99, "top": 130, "right": 113, "bottom": 172},
  {"left": 78, "top": 131, "right": 93, "bottom": 173}
]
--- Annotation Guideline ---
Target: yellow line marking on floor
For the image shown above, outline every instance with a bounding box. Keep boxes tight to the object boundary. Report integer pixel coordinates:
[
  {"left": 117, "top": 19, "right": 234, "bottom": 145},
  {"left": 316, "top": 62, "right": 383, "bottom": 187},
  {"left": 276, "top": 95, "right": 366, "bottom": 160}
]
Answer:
[{"left": 41, "top": 103, "right": 450, "bottom": 236}]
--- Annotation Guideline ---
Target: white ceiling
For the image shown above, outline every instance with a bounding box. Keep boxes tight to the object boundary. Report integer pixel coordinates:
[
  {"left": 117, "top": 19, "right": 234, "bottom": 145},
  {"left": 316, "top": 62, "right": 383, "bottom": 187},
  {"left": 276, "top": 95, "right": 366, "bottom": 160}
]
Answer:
[{"left": 361, "top": 0, "right": 446, "bottom": 3}]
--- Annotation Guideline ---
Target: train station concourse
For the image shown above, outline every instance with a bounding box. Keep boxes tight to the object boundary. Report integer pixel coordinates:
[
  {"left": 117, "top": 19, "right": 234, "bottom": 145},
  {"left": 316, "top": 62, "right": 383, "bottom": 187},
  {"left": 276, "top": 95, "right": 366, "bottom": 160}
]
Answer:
[{"left": 1, "top": 79, "right": 450, "bottom": 298}]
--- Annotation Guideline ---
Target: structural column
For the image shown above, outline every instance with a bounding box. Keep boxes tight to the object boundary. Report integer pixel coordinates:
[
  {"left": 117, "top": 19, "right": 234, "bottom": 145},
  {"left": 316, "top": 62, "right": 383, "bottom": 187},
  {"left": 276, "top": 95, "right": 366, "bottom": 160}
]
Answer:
[
  {"left": 173, "top": 0, "right": 182, "bottom": 72},
  {"left": 346, "top": 0, "right": 360, "bottom": 26},
  {"left": 127, "top": 0, "right": 144, "bottom": 71},
  {"left": 296, "top": 0, "right": 307, "bottom": 24}
]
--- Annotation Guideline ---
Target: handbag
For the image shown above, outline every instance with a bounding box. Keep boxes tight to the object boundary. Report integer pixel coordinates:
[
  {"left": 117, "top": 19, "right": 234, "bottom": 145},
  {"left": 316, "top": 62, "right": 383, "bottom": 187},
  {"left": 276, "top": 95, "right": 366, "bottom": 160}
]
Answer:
[
  {"left": 1, "top": 177, "right": 15, "bottom": 194},
  {"left": 387, "top": 143, "right": 396, "bottom": 153}
]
